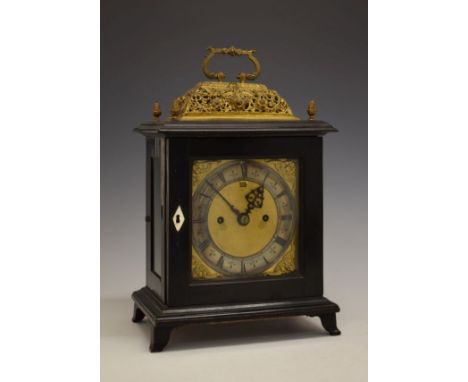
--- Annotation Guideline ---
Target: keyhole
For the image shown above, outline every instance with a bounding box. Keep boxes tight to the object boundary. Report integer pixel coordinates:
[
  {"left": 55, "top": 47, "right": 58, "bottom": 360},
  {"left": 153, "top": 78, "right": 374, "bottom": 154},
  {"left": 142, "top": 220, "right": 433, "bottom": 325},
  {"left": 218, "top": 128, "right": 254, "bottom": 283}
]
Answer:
[{"left": 173, "top": 206, "right": 184, "bottom": 232}]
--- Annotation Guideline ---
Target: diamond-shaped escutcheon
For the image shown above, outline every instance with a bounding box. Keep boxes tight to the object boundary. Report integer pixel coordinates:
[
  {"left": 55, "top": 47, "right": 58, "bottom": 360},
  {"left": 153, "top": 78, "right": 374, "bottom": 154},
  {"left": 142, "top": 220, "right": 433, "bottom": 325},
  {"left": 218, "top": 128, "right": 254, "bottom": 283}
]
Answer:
[{"left": 172, "top": 206, "right": 185, "bottom": 232}]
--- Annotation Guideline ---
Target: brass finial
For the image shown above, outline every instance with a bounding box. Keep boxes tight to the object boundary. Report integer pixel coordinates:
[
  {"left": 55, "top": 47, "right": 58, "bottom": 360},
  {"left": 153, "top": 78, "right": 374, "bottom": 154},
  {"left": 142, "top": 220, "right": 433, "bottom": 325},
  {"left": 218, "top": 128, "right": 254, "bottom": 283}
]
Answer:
[
  {"left": 152, "top": 102, "right": 162, "bottom": 121},
  {"left": 307, "top": 100, "right": 316, "bottom": 120}
]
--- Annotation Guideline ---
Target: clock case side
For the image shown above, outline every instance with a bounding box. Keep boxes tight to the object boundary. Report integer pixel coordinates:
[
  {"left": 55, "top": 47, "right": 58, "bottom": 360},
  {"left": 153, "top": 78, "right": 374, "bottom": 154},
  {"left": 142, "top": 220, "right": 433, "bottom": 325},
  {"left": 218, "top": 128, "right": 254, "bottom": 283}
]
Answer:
[{"left": 144, "top": 137, "right": 167, "bottom": 302}]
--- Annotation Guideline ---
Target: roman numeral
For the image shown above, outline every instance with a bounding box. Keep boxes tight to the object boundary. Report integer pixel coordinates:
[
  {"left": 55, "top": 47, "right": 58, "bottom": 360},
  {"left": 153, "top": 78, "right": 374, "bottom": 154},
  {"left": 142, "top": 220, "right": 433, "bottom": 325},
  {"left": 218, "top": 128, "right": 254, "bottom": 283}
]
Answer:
[
  {"left": 199, "top": 239, "right": 210, "bottom": 252},
  {"left": 241, "top": 261, "right": 246, "bottom": 273},
  {"left": 275, "top": 236, "right": 287, "bottom": 246},
  {"left": 205, "top": 180, "right": 220, "bottom": 193},
  {"left": 280, "top": 214, "right": 293, "bottom": 221},
  {"left": 276, "top": 190, "right": 287, "bottom": 198},
  {"left": 199, "top": 192, "right": 212, "bottom": 200},
  {"left": 217, "top": 256, "right": 225, "bottom": 268},
  {"left": 217, "top": 172, "right": 226, "bottom": 184},
  {"left": 192, "top": 218, "right": 206, "bottom": 224},
  {"left": 240, "top": 161, "right": 248, "bottom": 179}
]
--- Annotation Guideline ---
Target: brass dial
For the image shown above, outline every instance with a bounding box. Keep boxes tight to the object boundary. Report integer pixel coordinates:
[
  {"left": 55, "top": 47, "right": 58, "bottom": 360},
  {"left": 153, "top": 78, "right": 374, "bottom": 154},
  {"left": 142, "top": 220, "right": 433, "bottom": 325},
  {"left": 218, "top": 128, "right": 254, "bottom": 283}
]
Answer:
[{"left": 192, "top": 159, "right": 297, "bottom": 278}]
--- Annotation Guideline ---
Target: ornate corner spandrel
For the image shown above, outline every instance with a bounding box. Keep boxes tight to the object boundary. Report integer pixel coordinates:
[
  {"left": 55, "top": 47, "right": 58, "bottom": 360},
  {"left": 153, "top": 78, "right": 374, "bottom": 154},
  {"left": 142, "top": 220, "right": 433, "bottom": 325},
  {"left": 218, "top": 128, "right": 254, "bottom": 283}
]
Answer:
[{"left": 192, "top": 249, "right": 223, "bottom": 280}]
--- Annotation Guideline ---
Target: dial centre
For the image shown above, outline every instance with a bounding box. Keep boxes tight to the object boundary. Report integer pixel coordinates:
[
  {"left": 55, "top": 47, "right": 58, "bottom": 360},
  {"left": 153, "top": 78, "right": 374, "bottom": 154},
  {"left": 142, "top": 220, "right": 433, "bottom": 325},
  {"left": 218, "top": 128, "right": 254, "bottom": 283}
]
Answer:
[
  {"left": 237, "top": 213, "right": 250, "bottom": 226},
  {"left": 206, "top": 179, "right": 278, "bottom": 258}
]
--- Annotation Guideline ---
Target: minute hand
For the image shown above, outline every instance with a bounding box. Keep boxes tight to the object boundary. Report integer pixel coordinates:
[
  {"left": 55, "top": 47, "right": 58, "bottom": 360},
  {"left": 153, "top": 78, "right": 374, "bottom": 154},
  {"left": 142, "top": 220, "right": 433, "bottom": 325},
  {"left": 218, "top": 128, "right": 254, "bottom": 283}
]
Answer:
[{"left": 206, "top": 182, "right": 241, "bottom": 217}]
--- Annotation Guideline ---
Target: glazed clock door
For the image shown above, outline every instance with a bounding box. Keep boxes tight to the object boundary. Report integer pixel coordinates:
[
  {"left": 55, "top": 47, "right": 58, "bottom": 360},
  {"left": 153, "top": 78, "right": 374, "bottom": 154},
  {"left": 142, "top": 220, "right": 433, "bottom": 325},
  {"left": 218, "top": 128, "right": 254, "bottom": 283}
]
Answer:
[{"left": 166, "top": 136, "right": 324, "bottom": 306}]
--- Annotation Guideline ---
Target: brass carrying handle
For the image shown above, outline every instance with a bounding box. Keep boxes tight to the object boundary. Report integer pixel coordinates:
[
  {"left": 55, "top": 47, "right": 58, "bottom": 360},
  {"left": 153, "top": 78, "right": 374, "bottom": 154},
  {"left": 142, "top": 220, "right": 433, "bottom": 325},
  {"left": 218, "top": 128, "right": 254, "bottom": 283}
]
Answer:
[{"left": 202, "top": 46, "right": 261, "bottom": 83}]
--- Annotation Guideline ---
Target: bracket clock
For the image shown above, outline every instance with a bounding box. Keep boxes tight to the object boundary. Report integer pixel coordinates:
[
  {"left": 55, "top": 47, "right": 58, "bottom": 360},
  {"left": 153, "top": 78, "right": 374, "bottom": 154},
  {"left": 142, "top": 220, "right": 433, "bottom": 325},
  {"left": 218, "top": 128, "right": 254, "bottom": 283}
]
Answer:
[{"left": 131, "top": 47, "right": 341, "bottom": 352}]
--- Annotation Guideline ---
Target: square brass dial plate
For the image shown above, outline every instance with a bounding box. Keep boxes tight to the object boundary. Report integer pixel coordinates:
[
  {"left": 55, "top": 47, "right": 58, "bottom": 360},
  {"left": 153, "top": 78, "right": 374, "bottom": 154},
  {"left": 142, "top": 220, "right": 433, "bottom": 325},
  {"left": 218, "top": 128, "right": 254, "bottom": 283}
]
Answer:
[{"left": 191, "top": 158, "right": 299, "bottom": 281}]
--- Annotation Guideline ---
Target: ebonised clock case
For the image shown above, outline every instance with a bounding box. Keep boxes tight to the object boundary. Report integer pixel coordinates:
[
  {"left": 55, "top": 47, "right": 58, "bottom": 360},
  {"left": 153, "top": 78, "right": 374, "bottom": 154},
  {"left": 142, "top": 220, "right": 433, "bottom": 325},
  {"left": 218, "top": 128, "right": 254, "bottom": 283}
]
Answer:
[{"left": 131, "top": 120, "right": 341, "bottom": 352}]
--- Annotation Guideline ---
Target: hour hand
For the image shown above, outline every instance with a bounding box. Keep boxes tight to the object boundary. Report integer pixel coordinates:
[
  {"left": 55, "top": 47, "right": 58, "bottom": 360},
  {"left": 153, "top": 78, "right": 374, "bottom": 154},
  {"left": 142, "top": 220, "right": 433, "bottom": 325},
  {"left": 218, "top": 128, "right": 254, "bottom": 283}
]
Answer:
[{"left": 244, "top": 185, "right": 264, "bottom": 214}]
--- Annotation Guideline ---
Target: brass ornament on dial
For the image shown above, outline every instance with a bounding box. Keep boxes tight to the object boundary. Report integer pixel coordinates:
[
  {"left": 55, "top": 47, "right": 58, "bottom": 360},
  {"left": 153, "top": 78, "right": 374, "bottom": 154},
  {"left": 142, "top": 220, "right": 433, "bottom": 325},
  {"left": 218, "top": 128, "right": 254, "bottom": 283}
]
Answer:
[{"left": 192, "top": 159, "right": 298, "bottom": 278}]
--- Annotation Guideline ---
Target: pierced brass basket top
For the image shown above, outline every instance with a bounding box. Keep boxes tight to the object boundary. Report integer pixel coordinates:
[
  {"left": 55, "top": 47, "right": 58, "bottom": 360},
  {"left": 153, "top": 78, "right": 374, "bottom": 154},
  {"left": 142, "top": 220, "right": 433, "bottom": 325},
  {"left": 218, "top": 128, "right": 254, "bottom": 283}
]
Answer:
[{"left": 169, "top": 47, "right": 299, "bottom": 122}]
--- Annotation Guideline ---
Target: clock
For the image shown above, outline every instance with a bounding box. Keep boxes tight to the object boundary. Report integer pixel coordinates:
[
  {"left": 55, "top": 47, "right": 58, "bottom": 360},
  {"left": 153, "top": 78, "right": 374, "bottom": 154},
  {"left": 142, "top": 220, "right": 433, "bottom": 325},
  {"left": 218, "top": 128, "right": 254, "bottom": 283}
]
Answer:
[{"left": 131, "top": 47, "right": 341, "bottom": 352}]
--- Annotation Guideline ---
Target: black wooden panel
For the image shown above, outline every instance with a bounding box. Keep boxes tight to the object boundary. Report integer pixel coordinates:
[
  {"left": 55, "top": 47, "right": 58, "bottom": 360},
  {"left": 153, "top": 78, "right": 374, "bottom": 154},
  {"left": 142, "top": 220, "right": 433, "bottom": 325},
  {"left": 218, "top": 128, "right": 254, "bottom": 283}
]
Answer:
[
  {"left": 145, "top": 137, "right": 165, "bottom": 301},
  {"left": 166, "top": 136, "right": 324, "bottom": 306}
]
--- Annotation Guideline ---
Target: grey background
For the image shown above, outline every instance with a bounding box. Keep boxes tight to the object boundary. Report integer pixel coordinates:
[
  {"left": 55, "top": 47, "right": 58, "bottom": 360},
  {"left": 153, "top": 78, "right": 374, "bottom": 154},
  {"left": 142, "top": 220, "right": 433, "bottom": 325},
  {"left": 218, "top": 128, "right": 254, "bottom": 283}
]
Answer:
[{"left": 101, "top": 0, "right": 367, "bottom": 379}]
